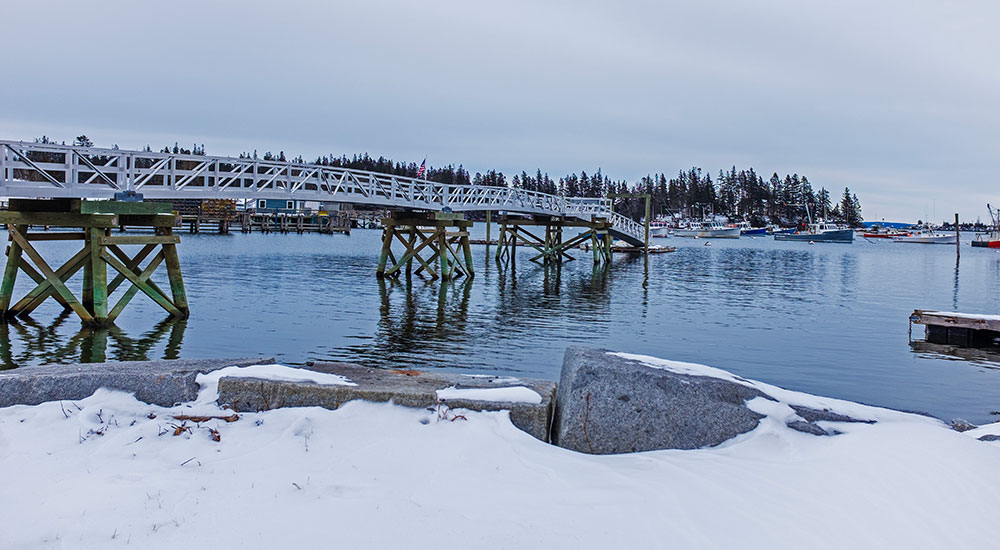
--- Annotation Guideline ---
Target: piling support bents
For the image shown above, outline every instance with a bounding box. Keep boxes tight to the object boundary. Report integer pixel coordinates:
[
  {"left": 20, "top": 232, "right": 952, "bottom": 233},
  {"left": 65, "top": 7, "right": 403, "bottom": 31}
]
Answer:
[
  {"left": 377, "top": 212, "right": 473, "bottom": 281},
  {"left": 496, "top": 215, "right": 613, "bottom": 266},
  {"left": 0, "top": 200, "right": 189, "bottom": 326}
]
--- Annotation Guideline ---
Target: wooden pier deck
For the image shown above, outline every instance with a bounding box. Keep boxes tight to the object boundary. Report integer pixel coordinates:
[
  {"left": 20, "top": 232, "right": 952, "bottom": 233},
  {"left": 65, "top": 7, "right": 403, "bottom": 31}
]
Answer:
[{"left": 909, "top": 310, "right": 1000, "bottom": 347}]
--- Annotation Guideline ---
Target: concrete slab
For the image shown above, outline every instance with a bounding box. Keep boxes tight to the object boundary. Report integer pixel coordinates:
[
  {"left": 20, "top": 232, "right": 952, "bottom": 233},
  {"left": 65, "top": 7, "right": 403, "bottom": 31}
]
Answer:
[
  {"left": 218, "top": 362, "right": 557, "bottom": 441},
  {"left": 0, "top": 357, "right": 274, "bottom": 407}
]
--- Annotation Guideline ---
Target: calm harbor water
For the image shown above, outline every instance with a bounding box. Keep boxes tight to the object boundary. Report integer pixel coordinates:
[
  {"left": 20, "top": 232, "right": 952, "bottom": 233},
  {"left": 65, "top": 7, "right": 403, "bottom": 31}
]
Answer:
[{"left": 3, "top": 227, "right": 1000, "bottom": 424}]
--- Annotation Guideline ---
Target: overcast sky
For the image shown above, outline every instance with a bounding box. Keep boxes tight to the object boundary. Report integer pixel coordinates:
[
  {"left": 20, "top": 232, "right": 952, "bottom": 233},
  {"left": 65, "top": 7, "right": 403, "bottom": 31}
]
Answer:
[{"left": 2, "top": 0, "right": 997, "bottom": 222}]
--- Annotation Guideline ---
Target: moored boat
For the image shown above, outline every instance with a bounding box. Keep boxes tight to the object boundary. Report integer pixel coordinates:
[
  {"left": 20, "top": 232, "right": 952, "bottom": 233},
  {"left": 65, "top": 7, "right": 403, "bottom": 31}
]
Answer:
[
  {"left": 972, "top": 233, "right": 1000, "bottom": 248},
  {"left": 735, "top": 221, "right": 767, "bottom": 236},
  {"left": 774, "top": 222, "right": 854, "bottom": 243},
  {"left": 766, "top": 224, "right": 795, "bottom": 235},
  {"left": 673, "top": 221, "right": 741, "bottom": 239},
  {"left": 972, "top": 204, "right": 1000, "bottom": 248},
  {"left": 650, "top": 220, "right": 671, "bottom": 238},
  {"left": 863, "top": 225, "right": 909, "bottom": 239},
  {"left": 892, "top": 227, "right": 957, "bottom": 244}
]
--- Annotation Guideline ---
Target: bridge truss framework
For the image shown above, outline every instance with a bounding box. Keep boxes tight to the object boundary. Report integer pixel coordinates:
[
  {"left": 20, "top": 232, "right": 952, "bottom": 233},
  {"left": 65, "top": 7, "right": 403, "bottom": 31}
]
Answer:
[{"left": 0, "top": 140, "right": 645, "bottom": 246}]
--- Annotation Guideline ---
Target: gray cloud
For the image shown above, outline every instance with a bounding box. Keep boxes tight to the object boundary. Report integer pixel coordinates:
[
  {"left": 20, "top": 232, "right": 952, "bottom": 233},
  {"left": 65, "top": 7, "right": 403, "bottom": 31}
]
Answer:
[{"left": 2, "top": 0, "right": 997, "bottom": 222}]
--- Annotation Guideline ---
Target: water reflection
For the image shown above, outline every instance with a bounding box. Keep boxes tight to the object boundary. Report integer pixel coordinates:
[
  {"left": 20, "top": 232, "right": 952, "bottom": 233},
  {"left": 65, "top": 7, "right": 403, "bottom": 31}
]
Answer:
[
  {"left": 335, "top": 259, "right": 616, "bottom": 370},
  {"left": 909, "top": 340, "right": 1000, "bottom": 370},
  {"left": 0, "top": 315, "right": 187, "bottom": 368},
  {"left": 369, "top": 276, "right": 473, "bottom": 364},
  {"left": 953, "top": 256, "right": 960, "bottom": 311}
]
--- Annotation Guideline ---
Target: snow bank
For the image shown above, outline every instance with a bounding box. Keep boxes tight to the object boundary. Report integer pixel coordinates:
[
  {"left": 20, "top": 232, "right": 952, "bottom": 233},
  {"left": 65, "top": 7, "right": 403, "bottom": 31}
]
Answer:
[
  {"left": 436, "top": 385, "right": 542, "bottom": 404},
  {"left": 965, "top": 420, "right": 1000, "bottom": 445},
  {"left": 1, "top": 362, "right": 999, "bottom": 549},
  {"left": 613, "top": 352, "right": 920, "bottom": 424}
]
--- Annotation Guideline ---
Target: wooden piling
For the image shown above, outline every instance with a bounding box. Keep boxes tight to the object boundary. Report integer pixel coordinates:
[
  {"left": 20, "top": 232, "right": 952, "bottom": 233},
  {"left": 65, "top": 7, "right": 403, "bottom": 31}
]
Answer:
[
  {"left": 955, "top": 213, "right": 960, "bottom": 258},
  {"left": 486, "top": 210, "right": 491, "bottom": 246}
]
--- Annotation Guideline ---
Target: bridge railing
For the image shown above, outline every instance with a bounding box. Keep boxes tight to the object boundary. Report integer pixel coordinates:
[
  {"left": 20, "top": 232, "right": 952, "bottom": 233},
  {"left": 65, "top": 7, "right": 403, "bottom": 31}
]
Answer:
[{"left": 0, "top": 140, "right": 644, "bottom": 242}]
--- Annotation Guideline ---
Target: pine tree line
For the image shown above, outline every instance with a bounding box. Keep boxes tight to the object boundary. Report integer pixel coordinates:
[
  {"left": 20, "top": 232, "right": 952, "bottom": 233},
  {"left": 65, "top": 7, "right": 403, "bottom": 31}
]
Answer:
[{"left": 614, "top": 167, "right": 863, "bottom": 227}]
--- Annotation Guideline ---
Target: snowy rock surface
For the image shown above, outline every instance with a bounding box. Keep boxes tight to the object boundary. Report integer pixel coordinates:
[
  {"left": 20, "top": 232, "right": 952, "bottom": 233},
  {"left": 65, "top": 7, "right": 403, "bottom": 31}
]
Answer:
[
  {"left": 553, "top": 348, "right": 877, "bottom": 454},
  {"left": 2, "top": 362, "right": 999, "bottom": 549},
  {"left": 218, "top": 362, "right": 557, "bottom": 441},
  {"left": 0, "top": 357, "right": 273, "bottom": 407}
]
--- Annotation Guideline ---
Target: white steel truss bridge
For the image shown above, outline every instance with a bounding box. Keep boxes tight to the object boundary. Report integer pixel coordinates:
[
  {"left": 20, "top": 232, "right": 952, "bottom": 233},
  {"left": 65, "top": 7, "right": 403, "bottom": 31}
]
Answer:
[{"left": 0, "top": 140, "right": 645, "bottom": 246}]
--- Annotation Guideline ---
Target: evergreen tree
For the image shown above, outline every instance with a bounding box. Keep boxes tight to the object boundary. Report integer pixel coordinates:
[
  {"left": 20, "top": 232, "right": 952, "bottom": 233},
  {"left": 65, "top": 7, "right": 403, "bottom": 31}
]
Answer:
[{"left": 839, "top": 187, "right": 862, "bottom": 227}]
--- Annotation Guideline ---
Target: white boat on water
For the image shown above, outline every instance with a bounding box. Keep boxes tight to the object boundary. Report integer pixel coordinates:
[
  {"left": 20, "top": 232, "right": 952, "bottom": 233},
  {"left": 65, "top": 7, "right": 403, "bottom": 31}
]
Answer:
[
  {"left": 650, "top": 220, "right": 671, "bottom": 238},
  {"left": 673, "top": 221, "right": 740, "bottom": 239},
  {"left": 892, "top": 227, "right": 957, "bottom": 244}
]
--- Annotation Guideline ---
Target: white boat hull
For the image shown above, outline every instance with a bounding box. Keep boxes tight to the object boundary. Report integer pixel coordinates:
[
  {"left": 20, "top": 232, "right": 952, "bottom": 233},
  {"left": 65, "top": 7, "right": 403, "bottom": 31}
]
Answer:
[
  {"left": 892, "top": 234, "right": 957, "bottom": 244},
  {"left": 673, "top": 227, "right": 741, "bottom": 239}
]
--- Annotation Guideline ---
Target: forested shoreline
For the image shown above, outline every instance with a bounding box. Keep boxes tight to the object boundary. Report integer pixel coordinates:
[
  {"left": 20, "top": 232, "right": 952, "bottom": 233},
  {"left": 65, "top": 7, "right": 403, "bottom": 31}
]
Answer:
[{"left": 40, "top": 136, "right": 865, "bottom": 227}]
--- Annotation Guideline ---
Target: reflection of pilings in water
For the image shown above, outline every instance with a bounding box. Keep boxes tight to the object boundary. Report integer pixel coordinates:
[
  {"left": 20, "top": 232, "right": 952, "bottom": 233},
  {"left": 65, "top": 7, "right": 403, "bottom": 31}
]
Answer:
[
  {"left": 370, "top": 276, "right": 474, "bottom": 363},
  {"left": 589, "top": 262, "right": 610, "bottom": 293},
  {"left": 541, "top": 262, "right": 562, "bottom": 296},
  {"left": 0, "top": 314, "right": 187, "bottom": 368},
  {"left": 953, "top": 256, "right": 960, "bottom": 311},
  {"left": 1, "top": 311, "right": 77, "bottom": 368}
]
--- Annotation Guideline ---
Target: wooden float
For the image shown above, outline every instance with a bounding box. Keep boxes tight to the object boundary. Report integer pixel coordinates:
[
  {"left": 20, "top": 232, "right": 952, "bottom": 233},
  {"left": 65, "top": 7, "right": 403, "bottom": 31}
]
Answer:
[{"left": 909, "top": 310, "right": 1000, "bottom": 348}]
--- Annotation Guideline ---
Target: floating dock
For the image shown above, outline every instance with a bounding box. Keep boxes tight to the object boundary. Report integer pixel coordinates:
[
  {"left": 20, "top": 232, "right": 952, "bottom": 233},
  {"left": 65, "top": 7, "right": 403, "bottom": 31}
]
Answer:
[{"left": 909, "top": 310, "right": 1000, "bottom": 347}]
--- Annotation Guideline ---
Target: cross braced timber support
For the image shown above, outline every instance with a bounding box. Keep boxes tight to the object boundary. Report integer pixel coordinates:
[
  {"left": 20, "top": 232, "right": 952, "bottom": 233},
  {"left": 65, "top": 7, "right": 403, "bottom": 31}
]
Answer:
[
  {"left": 0, "top": 199, "right": 189, "bottom": 327},
  {"left": 376, "top": 212, "right": 474, "bottom": 281},
  {"left": 494, "top": 215, "right": 614, "bottom": 265}
]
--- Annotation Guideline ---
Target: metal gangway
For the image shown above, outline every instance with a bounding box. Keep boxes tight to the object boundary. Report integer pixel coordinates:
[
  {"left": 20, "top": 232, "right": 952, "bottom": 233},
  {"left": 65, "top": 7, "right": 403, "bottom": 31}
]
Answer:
[{"left": 0, "top": 140, "right": 645, "bottom": 246}]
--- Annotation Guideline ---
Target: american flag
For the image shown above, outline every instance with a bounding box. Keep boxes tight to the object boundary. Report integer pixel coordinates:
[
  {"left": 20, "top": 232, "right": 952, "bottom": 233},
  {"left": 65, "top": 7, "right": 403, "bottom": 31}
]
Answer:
[{"left": 416, "top": 158, "right": 427, "bottom": 178}]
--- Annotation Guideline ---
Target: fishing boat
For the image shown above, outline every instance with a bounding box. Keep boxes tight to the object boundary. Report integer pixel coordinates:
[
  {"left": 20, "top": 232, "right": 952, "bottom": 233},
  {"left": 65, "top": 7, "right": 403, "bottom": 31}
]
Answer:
[
  {"left": 673, "top": 221, "right": 740, "bottom": 239},
  {"left": 735, "top": 221, "right": 767, "bottom": 236},
  {"left": 892, "top": 228, "right": 958, "bottom": 244},
  {"left": 863, "top": 225, "right": 909, "bottom": 239},
  {"left": 774, "top": 222, "right": 855, "bottom": 243},
  {"left": 766, "top": 224, "right": 796, "bottom": 235},
  {"left": 773, "top": 201, "right": 854, "bottom": 243},
  {"left": 892, "top": 227, "right": 957, "bottom": 244},
  {"left": 972, "top": 233, "right": 1000, "bottom": 248},
  {"left": 650, "top": 220, "right": 671, "bottom": 238},
  {"left": 972, "top": 204, "right": 1000, "bottom": 248}
]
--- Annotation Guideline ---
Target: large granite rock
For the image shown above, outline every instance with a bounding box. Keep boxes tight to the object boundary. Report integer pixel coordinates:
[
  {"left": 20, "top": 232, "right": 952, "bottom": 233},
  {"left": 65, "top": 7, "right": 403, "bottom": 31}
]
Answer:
[
  {"left": 218, "top": 362, "right": 557, "bottom": 441},
  {"left": 552, "top": 347, "right": 772, "bottom": 454},
  {"left": 0, "top": 357, "right": 273, "bottom": 407}
]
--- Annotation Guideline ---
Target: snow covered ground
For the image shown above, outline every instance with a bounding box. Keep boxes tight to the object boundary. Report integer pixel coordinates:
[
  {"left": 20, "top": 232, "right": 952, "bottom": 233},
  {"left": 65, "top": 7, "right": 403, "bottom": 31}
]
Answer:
[{"left": 1, "top": 362, "right": 998, "bottom": 549}]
